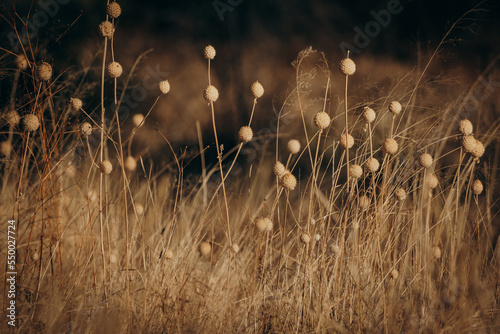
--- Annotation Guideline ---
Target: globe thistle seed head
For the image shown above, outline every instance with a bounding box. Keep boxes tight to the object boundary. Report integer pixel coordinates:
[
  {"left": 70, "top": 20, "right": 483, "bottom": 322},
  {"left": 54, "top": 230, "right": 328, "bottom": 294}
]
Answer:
[
  {"left": 273, "top": 161, "right": 286, "bottom": 178},
  {"left": 349, "top": 164, "right": 363, "bottom": 179},
  {"left": 251, "top": 81, "right": 264, "bottom": 98},
  {"left": 107, "top": 2, "right": 122, "bottom": 18},
  {"left": 426, "top": 173, "right": 439, "bottom": 189},
  {"left": 472, "top": 179, "right": 483, "bottom": 195},
  {"left": 461, "top": 135, "right": 477, "bottom": 153},
  {"left": 135, "top": 203, "right": 144, "bottom": 216},
  {"left": 459, "top": 119, "right": 473, "bottom": 136},
  {"left": 362, "top": 106, "right": 376, "bottom": 123},
  {"left": 203, "top": 85, "right": 219, "bottom": 103},
  {"left": 472, "top": 139, "right": 485, "bottom": 159},
  {"left": 280, "top": 172, "right": 297, "bottom": 190},
  {"left": 314, "top": 111, "right": 330, "bottom": 130},
  {"left": 231, "top": 243, "right": 240, "bottom": 254},
  {"left": 340, "top": 134, "right": 354, "bottom": 149},
  {"left": 433, "top": 246, "right": 442, "bottom": 259},
  {"left": 238, "top": 126, "right": 253, "bottom": 143},
  {"left": 383, "top": 138, "right": 398, "bottom": 155},
  {"left": 391, "top": 269, "right": 399, "bottom": 280},
  {"left": 165, "top": 249, "right": 174, "bottom": 260},
  {"left": 256, "top": 218, "right": 273, "bottom": 232},
  {"left": 300, "top": 233, "right": 311, "bottom": 244},
  {"left": 0, "top": 141, "right": 12, "bottom": 157},
  {"left": 37, "top": 62, "right": 52, "bottom": 81},
  {"left": 204, "top": 45, "right": 216, "bottom": 60},
  {"left": 125, "top": 156, "right": 137, "bottom": 172},
  {"left": 70, "top": 98, "right": 83, "bottom": 111},
  {"left": 287, "top": 139, "right": 301, "bottom": 154},
  {"left": 99, "top": 21, "right": 114, "bottom": 38},
  {"left": 199, "top": 242, "right": 211, "bottom": 256},
  {"left": 23, "top": 114, "right": 40, "bottom": 132},
  {"left": 81, "top": 122, "right": 92, "bottom": 137},
  {"left": 159, "top": 80, "right": 170, "bottom": 94},
  {"left": 16, "top": 54, "right": 29, "bottom": 70},
  {"left": 419, "top": 153, "right": 433, "bottom": 169},
  {"left": 132, "top": 113, "right": 144, "bottom": 128},
  {"left": 339, "top": 58, "right": 356, "bottom": 75},
  {"left": 107, "top": 61, "right": 123, "bottom": 78},
  {"left": 358, "top": 195, "right": 370, "bottom": 210},
  {"left": 6, "top": 111, "right": 20, "bottom": 126},
  {"left": 389, "top": 101, "right": 402, "bottom": 115},
  {"left": 365, "top": 157, "right": 380, "bottom": 173},
  {"left": 100, "top": 160, "right": 113, "bottom": 174},
  {"left": 395, "top": 188, "right": 407, "bottom": 201}
]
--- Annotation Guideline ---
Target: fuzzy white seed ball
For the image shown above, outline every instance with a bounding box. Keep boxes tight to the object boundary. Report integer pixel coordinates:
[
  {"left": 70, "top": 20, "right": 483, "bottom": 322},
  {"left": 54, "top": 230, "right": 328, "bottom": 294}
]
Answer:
[
  {"left": 107, "top": 2, "right": 122, "bottom": 18},
  {"left": 165, "top": 249, "right": 174, "bottom": 260},
  {"left": 389, "top": 101, "right": 402, "bottom": 115},
  {"left": 159, "top": 80, "right": 170, "bottom": 94},
  {"left": 314, "top": 111, "right": 330, "bottom": 130},
  {"left": 37, "top": 62, "right": 52, "bottom": 81},
  {"left": 132, "top": 113, "right": 144, "bottom": 128},
  {"left": 23, "top": 114, "right": 40, "bottom": 132},
  {"left": 0, "top": 141, "right": 12, "bottom": 157},
  {"left": 339, "top": 58, "right": 356, "bottom": 76},
  {"left": 349, "top": 164, "right": 363, "bottom": 179},
  {"left": 273, "top": 161, "right": 286, "bottom": 178},
  {"left": 100, "top": 160, "right": 113, "bottom": 174},
  {"left": 7, "top": 111, "right": 21, "bottom": 126},
  {"left": 231, "top": 243, "right": 240, "bottom": 254},
  {"left": 125, "top": 156, "right": 137, "bottom": 172},
  {"left": 472, "top": 139, "right": 485, "bottom": 159},
  {"left": 315, "top": 234, "right": 321, "bottom": 241},
  {"left": 419, "top": 153, "right": 433, "bottom": 168},
  {"left": 251, "top": 81, "right": 264, "bottom": 99},
  {"left": 383, "top": 138, "right": 398, "bottom": 155},
  {"left": 199, "top": 242, "right": 211, "bottom": 256},
  {"left": 287, "top": 139, "right": 301, "bottom": 154},
  {"left": 362, "top": 107, "right": 376, "bottom": 123},
  {"left": 99, "top": 21, "right": 114, "bottom": 38},
  {"left": 280, "top": 172, "right": 297, "bottom": 191},
  {"left": 365, "top": 157, "right": 380, "bottom": 173},
  {"left": 472, "top": 180, "right": 483, "bottom": 195},
  {"left": 358, "top": 195, "right": 370, "bottom": 210},
  {"left": 459, "top": 119, "right": 473, "bottom": 136},
  {"left": 300, "top": 233, "right": 311, "bottom": 244},
  {"left": 395, "top": 188, "right": 407, "bottom": 201},
  {"left": 204, "top": 45, "right": 216, "bottom": 60},
  {"left": 203, "top": 85, "right": 219, "bottom": 103},
  {"left": 238, "top": 126, "right": 253, "bottom": 143},
  {"left": 462, "top": 136, "right": 477, "bottom": 153},
  {"left": 391, "top": 269, "right": 399, "bottom": 280},
  {"left": 81, "top": 122, "right": 92, "bottom": 137},
  {"left": 433, "top": 246, "right": 442, "bottom": 259},
  {"left": 340, "top": 134, "right": 354, "bottom": 149},
  {"left": 16, "top": 54, "right": 28, "bottom": 70},
  {"left": 70, "top": 98, "right": 83, "bottom": 111},
  {"left": 427, "top": 174, "right": 439, "bottom": 189},
  {"left": 256, "top": 218, "right": 273, "bottom": 232},
  {"left": 107, "top": 61, "right": 123, "bottom": 78},
  {"left": 135, "top": 203, "right": 144, "bottom": 215}
]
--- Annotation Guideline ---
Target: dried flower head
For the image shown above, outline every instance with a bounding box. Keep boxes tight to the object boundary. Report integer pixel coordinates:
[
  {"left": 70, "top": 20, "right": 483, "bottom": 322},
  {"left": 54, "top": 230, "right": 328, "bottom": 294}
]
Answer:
[
  {"left": 280, "top": 172, "right": 297, "bottom": 190},
  {"left": 81, "top": 122, "right": 92, "bottom": 137},
  {"left": 287, "top": 139, "right": 301, "bottom": 154},
  {"left": 427, "top": 173, "right": 439, "bottom": 189},
  {"left": 340, "top": 134, "right": 354, "bottom": 149},
  {"left": 0, "top": 141, "right": 12, "bottom": 157},
  {"left": 472, "top": 139, "right": 485, "bottom": 160},
  {"left": 159, "top": 80, "right": 170, "bottom": 94},
  {"left": 203, "top": 85, "right": 219, "bottom": 102},
  {"left": 199, "top": 242, "right": 211, "bottom": 256},
  {"left": 125, "top": 156, "right": 137, "bottom": 172},
  {"left": 273, "top": 161, "right": 286, "bottom": 178},
  {"left": 349, "top": 164, "right": 363, "bottom": 179},
  {"left": 391, "top": 269, "right": 399, "bottom": 280},
  {"left": 99, "top": 21, "right": 114, "bottom": 38},
  {"left": 135, "top": 203, "right": 144, "bottom": 215},
  {"left": 165, "top": 249, "right": 174, "bottom": 260},
  {"left": 23, "top": 114, "right": 40, "bottom": 132},
  {"left": 107, "top": 61, "right": 123, "bottom": 78},
  {"left": 358, "top": 195, "right": 370, "bottom": 210},
  {"left": 132, "top": 113, "right": 144, "bottom": 127},
  {"left": 459, "top": 119, "right": 473, "bottom": 136},
  {"left": 37, "top": 62, "right": 52, "bottom": 81},
  {"left": 419, "top": 153, "right": 433, "bottom": 169},
  {"left": 339, "top": 58, "right": 356, "bottom": 75},
  {"left": 362, "top": 106, "right": 376, "bottom": 123},
  {"left": 433, "top": 246, "right": 442, "bottom": 259},
  {"left": 300, "top": 233, "right": 311, "bottom": 244},
  {"left": 107, "top": 2, "right": 122, "bottom": 18},
  {"left": 365, "top": 157, "right": 380, "bottom": 173},
  {"left": 16, "top": 54, "right": 28, "bottom": 70},
  {"left": 100, "top": 160, "right": 113, "bottom": 174},
  {"left": 389, "top": 101, "right": 402, "bottom": 115},
  {"left": 6, "top": 111, "right": 20, "bottom": 126},
  {"left": 461, "top": 135, "right": 476, "bottom": 153},
  {"left": 204, "top": 45, "right": 216, "bottom": 60},
  {"left": 472, "top": 179, "right": 483, "bottom": 195},
  {"left": 383, "top": 138, "right": 398, "bottom": 155},
  {"left": 256, "top": 218, "right": 273, "bottom": 232},
  {"left": 70, "top": 98, "right": 83, "bottom": 111},
  {"left": 231, "top": 243, "right": 240, "bottom": 254},
  {"left": 314, "top": 111, "right": 330, "bottom": 130},
  {"left": 251, "top": 81, "right": 264, "bottom": 98},
  {"left": 238, "top": 126, "right": 253, "bottom": 143},
  {"left": 395, "top": 188, "right": 407, "bottom": 201}
]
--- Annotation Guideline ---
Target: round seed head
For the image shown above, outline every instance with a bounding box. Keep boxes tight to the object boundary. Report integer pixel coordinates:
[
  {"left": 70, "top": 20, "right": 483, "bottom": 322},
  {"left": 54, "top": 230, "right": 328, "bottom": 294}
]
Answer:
[
  {"left": 383, "top": 138, "right": 398, "bottom": 155},
  {"left": 204, "top": 45, "right": 216, "bottom": 60},
  {"left": 251, "top": 81, "right": 264, "bottom": 99},
  {"left": 165, "top": 249, "right": 174, "bottom": 259},
  {"left": 0, "top": 141, "right": 12, "bottom": 157},
  {"left": 107, "top": 61, "right": 123, "bottom": 78},
  {"left": 395, "top": 188, "right": 407, "bottom": 201},
  {"left": 100, "top": 160, "right": 113, "bottom": 174},
  {"left": 459, "top": 119, "right": 473, "bottom": 136},
  {"left": 159, "top": 80, "right": 170, "bottom": 94},
  {"left": 340, "top": 134, "right": 354, "bottom": 149},
  {"left": 125, "top": 156, "right": 137, "bottom": 172},
  {"left": 287, "top": 139, "right": 301, "bottom": 154},
  {"left": 199, "top": 242, "right": 211, "bottom": 256},
  {"left": 472, "top": 139, "right": 485, "bottom": 159},
  {"left": 81, "top": 122, "right": 92, "bottom": 137},
  {"left": 31, "top": 250, "right": 40, "bottom": 262},
  {"left": 203, "top": 85, "right": 219, "bottom": 103},
  {"left": 238, "top": 126, "right": 253, "bottom": 143},
  {"left": 426, "top": 173, "right": 439, "bottom": 189},
  {"left": 362, "top": 107, "right": 376, "bottom": 123},
  {"left": 461, "top": 135, "right": 476, "bottom": 153},
  {"left": 339, "top": 58, "right": 356, "bottom": 76},
  {"left": 70, "top": 98, "right": 83, "bottom": 111},
  {"left": 330, "top": 244, "right": 341, "bottom": 256},
  {"left": 314, "top": 111, "right": 330, "bottom": 130},
  {"left": 107, "top": 2, "right": 122, "bottom": 18},
  {"left": 349, "top": 164, "right": 363, "bottom": 179},
  {"left": 132, "top": 113, "right": 144, "bottom": 127},
  {"left": 6, "top": 111, "right": 20, "bottom": 125},
  {"left": 231, "top": 243, "right": 240, "bottom": 254},
  {"left": 365, "top": 157, "right": 380, "bottom": 173},
  {"left": 472, "top": 179, "right": 483, "bottom": 195},
  {"left": 389, "top": 101, "right": 402, "bottom": 115},
  {"left": 300, "top": 233, "right": 311, "bottom": 244},
  {"left": 37, "top": 62, "right": 52, "bottom": 81},
  {"left": 391, "top": 269, "right": 399, "bottom": 280},
  {"left": 433, "top": 246, "right": 441, "bottom": 259},
  {"left": 419, "top": 153, "right": 433, "bottom": 168},
  {"left": 16, "top": 54, "right": 28, "bottom": 70},
  {"left": 135, "top": 203, "right": 144, "bottom": 215},
  {"left": 99, "top": 21, "right": 114, "bottom": 38},
  {"left": 280, "top": 172, "right": 297, "bottom": 190},
  {"left": 23, "top": 114, "right": 40, "bottom": 132},
  {"left": 256, "top": 218, "right": 273, "bottom": 232},
  {"left": 273, "top": 161, "right": 286, "bottom": 178},
  {"left": 358, "top": 195, "right": 370, "bottom": 210},
  {"left": 315, "top": 234, "right": 321, "bottom": 241}
]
